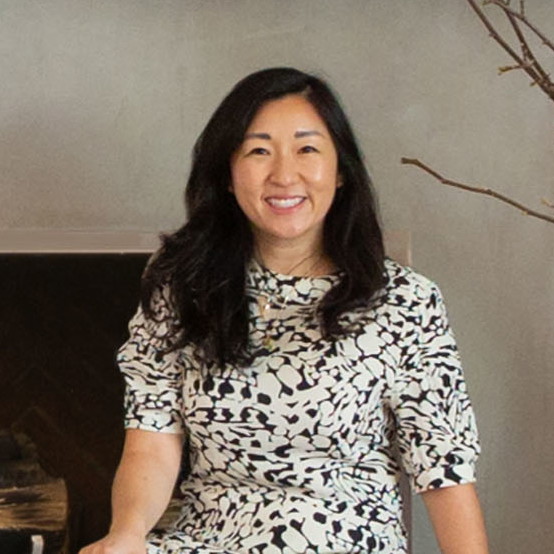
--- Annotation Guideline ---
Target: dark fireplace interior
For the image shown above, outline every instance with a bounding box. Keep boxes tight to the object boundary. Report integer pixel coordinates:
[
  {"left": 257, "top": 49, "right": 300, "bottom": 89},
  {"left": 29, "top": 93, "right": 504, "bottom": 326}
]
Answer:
[{"left": 1, "top": 254, "right": 149, "bottom": 552}]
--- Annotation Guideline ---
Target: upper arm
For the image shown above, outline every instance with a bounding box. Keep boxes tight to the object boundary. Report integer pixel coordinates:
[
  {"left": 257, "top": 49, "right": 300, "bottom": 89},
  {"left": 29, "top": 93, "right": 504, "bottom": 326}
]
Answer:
[
  {"left": 391, "top": 279, "right": 480, "bottom": 493},
  {"left": 421, "top": 482, "right": 481, "bottom": 519},
  {"left": 118, "top": 288, "right": 187, "bottom": 435},
  {"left": 421, "top": 483, "right": 489, "bottom": 553},
  {"left": 122, "top": 428, "right": 184, "bottom": 473}
]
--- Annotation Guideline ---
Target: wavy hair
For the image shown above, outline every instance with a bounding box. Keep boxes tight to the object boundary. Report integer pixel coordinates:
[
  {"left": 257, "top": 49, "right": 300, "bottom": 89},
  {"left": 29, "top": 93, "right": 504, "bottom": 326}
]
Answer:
[{"left": 142, "top": 67, "right": 386, "bottom": 367}]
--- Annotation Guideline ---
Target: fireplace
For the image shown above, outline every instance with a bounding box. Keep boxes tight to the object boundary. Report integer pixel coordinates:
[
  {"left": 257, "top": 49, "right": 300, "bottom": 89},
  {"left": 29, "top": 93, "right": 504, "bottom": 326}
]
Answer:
[{"left": 0, "top": 231, "right": 154, "bottom": 552}]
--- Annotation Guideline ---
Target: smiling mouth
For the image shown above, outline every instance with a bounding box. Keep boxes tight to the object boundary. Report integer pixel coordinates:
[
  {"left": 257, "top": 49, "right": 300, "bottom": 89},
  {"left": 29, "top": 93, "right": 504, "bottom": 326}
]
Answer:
[{"left": 265, "top": 196, "right": 305, "bottom": 209}]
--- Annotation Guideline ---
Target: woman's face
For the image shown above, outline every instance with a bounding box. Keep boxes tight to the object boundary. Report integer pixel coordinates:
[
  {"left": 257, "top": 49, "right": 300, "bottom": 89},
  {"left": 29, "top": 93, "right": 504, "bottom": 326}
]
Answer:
[{"left": 230, "top": 94, "right": 340, "bottom": 253}]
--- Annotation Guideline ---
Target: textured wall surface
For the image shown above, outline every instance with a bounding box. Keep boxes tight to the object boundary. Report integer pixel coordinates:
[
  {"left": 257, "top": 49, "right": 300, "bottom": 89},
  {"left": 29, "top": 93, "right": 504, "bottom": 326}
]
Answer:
[{"left": 1, "top": 1, "right": 553, "bottom": 552}]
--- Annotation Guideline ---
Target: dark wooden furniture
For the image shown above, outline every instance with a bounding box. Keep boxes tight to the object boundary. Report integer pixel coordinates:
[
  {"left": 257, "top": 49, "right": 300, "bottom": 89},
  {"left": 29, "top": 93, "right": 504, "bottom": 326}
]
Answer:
[{"left": 0, "top": 431, "right": 68, "bottom": 553}]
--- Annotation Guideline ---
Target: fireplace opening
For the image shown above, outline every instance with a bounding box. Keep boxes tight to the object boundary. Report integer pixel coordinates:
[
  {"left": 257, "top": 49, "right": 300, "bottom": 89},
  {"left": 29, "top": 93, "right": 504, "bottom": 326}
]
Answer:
[{"left": 0, "top": 254, "right": 149, "bottom": 552}]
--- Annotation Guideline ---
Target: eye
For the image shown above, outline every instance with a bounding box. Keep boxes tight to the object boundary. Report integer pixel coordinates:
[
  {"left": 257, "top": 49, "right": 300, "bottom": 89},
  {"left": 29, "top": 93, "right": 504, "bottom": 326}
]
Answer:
[
  {"left": 299, "top": 145, "right": 319, "bottom": 154},
  {"left": 247, "top": 147, "right": 270, "bottom": 156}
]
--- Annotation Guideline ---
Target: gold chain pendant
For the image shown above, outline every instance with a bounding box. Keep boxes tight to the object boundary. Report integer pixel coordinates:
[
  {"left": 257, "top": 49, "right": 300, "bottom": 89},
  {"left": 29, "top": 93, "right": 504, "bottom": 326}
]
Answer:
[
  {"left": 257, "top": 295, "right": 275, "bottom": 349},
  {"left": 257, "top": 295, "right": 271, "bottom": 318},
  {"left": 262, "top": 334, "right": 275, "bottom": 349}
]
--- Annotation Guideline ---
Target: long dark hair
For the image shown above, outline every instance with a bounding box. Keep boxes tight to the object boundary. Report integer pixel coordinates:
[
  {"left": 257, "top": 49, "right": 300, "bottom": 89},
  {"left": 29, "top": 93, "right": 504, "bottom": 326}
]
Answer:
[{"left": 142, "top": 67, "right": 386, "bottom": 367}]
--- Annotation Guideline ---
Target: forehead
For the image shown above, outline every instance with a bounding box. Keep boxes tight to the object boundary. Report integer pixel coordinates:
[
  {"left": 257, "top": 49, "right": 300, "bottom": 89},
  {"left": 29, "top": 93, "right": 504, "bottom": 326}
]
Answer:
[{"left": 246, "top": 94, "right": 329, "bottom": 134}]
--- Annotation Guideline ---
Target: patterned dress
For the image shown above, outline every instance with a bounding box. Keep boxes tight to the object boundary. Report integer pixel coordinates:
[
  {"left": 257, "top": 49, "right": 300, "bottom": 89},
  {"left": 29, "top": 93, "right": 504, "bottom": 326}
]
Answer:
[{"left": 118, "top": 259, "right": 480, "bottom": 553}]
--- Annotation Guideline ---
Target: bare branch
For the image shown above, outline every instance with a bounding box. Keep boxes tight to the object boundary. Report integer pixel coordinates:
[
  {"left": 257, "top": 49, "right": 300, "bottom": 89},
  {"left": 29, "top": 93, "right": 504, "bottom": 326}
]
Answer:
[
  {"left": 465, "top": 0, "right": 554, "bottom": 100},
  {"left": 498, "top": 60, "right": 534, "bottom": 75},
  {"left": 400, "top": 4, "right": 554, "bottom": 228},
  {"left": 486, "top": 0, "right": 554, "bottom": 52},
  {"left": 504, "top": 8, "right": 552, "bottom": 85},
  {"left": 401, "top": 158, "right": 554, "bottom": 225}
]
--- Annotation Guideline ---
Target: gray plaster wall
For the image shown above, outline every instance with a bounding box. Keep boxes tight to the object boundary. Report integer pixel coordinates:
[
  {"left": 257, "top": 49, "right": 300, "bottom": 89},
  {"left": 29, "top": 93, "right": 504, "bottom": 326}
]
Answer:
[{"left": 2, "top": 1, "right": 553, "bottom": 552}]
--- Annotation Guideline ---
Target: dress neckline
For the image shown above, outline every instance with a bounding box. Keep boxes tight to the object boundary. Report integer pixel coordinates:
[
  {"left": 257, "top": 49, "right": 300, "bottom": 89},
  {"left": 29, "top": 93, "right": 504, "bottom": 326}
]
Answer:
[{"left": 247, "top": 259, "right": 340, "bottom": 306}]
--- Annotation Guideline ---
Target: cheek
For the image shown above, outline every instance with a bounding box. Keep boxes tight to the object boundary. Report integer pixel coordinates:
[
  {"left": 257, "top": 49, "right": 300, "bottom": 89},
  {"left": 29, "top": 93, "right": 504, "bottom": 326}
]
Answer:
[
  {"left": 229, "top": 156, "right": 246, "bottom": 192},
  {"left": 230, "top": 162, "right": 257, "bottom": 194},
  {"left": 308, "top": 156, "right": 339, "bottom": 183},
  {"left": 229, "top": 165, "right": 240, "bottom": 193},
  {"left": 229, "top": 174, "right": 259, "bottom": 215},
  {"left": 312, "top": 167, "right": 340, "bottom": 196}
]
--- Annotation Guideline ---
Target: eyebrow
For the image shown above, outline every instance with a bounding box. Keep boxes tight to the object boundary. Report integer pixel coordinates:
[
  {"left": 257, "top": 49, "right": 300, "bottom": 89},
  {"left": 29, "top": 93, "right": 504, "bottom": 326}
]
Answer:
[
  {"left": 295, "top": 130, "right": 324, "bottom": 138},
  {"left": 243, "top": 130, "right": 325, "bottom": 140}
]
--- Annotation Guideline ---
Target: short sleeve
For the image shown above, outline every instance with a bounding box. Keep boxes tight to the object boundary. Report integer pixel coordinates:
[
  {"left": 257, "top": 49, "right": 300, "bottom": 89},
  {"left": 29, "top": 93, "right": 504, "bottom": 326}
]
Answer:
[
  {"left": 117, "top": 285, "right": 185, "bottom": 434},
  {"left": 391, "top": 280, "right": 480, "bottom": 494}
]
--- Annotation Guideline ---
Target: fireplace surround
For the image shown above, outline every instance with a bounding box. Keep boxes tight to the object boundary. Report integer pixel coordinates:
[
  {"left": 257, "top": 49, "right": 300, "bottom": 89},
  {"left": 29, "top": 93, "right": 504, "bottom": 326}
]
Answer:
[{"left": 0, "top": 231, "right": 155, "bottom": 551}]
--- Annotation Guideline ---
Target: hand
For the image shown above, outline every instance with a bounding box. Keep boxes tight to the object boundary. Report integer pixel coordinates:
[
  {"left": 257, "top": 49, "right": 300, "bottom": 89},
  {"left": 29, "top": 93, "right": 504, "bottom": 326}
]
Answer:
[{"left": 78, "top": 531, "right": 147, "bottom": 554}]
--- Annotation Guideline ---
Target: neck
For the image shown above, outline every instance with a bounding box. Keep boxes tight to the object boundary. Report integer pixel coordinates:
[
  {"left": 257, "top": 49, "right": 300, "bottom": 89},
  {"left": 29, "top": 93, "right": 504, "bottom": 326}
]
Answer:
[{"left": 254, "top": 237, "right": 333, "bottom": 276}]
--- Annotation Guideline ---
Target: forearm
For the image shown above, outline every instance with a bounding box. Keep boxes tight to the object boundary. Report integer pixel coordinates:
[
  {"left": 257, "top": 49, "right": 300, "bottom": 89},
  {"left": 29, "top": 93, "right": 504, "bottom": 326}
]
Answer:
[
  {"left": 110, "top": 429, "right": 184, "bottom": 538},
  {"left": 422, "top": 483, "right": 489, "bottom": 554},
  {"left": 110, "top": 455, "right": 175, "bottom": 536}
]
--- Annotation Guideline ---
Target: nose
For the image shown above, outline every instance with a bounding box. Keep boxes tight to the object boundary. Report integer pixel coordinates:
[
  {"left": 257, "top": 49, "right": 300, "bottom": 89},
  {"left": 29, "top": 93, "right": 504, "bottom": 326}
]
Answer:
[{"left": 269, "top": 151, "right": 299, "bottom": 187}]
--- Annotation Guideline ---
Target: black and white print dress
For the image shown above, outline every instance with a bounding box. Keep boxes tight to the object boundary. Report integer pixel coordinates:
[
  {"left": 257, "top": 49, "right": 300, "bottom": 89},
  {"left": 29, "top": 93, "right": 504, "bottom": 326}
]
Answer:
[{"left": 118, "top": 259, "right": 480, "bottom": 553}]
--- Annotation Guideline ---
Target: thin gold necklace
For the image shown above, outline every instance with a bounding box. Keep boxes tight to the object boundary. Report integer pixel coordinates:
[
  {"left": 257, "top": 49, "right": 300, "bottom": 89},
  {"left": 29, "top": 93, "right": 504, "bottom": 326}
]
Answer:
[{"left": 255, "top": 251, "right": 323, "bottom": 349}]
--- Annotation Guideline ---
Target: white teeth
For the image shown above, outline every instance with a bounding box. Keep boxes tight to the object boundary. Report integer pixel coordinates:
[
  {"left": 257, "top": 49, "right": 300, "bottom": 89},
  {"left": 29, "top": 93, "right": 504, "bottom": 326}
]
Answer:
[{"left": 266, "top": 197, "right": 304, "bottom": 208}]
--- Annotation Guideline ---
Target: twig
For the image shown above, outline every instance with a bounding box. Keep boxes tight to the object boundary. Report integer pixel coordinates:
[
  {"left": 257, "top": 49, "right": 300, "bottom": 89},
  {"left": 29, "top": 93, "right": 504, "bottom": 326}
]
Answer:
[
  {"left": 485, "top": 0, "right": 554, "bottom": 52},
  {"left": 504, "top": 9, "right": 552, "bottom": 86},
  {"left": 498, "top": 60, "right": 534, "bottom": 75},
  {"left": 401, "top": 158, "right": 554, "bottom": 224},
  {"left": 466, "top": 0, "right": 554, "bottom": 100}
]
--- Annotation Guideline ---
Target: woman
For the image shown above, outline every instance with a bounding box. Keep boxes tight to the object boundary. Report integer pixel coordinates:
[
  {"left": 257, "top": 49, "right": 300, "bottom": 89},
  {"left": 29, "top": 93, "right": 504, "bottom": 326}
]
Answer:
[{"left": 81, "top": 68, "right": 488, "bottom": 553}]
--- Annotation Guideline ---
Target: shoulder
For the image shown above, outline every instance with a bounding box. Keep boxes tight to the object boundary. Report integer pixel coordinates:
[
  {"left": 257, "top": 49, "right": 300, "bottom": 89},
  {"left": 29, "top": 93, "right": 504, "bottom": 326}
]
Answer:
[
  {"left": 382, "top": 258, "right": 445, "bottom": 311},
  {"left": 380, "top": 260, "right": 456, "bottom": 348},
  {"left": 127, "top": 279, "right": 180, "bottom": 345}
]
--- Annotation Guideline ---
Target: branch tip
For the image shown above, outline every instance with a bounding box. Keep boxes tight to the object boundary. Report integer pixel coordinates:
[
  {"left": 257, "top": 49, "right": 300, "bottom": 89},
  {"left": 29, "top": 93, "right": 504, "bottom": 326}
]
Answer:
[{"left": 401, "top": 157, "right": 554, "bottom": 225}]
